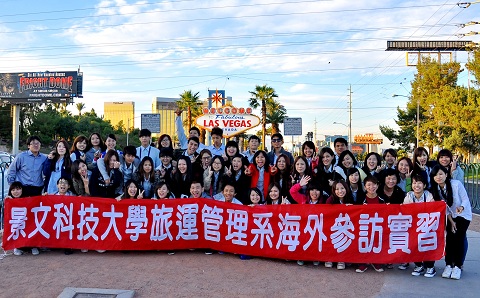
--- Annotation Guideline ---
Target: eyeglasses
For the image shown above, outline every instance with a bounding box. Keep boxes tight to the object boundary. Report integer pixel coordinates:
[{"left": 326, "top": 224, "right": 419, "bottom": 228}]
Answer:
[{"left": 271, "top": 139, "right": 282, "bottom": 143}]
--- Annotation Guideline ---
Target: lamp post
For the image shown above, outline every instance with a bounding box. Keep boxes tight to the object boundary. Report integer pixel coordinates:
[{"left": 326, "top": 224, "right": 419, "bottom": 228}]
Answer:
[
  {"left": 333, "top": 121, "right": 351, "bottom": 151},
  {"left": 392, "top": 94, "right": 418, "bottom": 148}
]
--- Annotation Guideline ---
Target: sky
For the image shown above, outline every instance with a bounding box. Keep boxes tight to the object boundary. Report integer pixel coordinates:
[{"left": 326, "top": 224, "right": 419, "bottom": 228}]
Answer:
[{"left": 0, "top": 0, "right": 478, "bottom": 149}]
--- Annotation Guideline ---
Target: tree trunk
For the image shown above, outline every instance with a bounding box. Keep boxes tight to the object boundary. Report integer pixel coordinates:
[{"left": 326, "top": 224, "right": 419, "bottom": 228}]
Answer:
[{"left": 262, "top": 99, "right": 266, "bottom": 149}]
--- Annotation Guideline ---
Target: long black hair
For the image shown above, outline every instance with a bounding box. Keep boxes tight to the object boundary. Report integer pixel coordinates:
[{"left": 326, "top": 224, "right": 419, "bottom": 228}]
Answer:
[{"left": 430, "top": 165, "right": 453, "bottom": 207}]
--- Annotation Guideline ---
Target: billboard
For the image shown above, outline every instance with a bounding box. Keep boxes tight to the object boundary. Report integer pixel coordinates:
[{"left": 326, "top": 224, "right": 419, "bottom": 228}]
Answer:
[{"left": 0, "top": 71, "right": 83, "bottom": 103}]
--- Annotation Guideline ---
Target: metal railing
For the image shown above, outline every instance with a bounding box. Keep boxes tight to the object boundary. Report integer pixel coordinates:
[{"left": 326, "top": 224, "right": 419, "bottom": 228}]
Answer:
[
  {"left": 1, "top": 160, "right": 11, "bottom": 231},
  {"left": 461, "top": 163, "right": 480, "bottom": 210}
]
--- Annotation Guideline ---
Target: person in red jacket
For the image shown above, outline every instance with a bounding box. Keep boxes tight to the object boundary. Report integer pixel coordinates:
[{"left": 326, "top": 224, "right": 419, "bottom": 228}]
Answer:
[{"left": 245, "top": 150, "right": 273, "bottom": 202}]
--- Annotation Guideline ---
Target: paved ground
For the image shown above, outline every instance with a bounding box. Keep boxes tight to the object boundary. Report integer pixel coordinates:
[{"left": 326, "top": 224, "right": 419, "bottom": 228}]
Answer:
[{"left": 1, "top": 215, "right": 479, "bottom": 298}]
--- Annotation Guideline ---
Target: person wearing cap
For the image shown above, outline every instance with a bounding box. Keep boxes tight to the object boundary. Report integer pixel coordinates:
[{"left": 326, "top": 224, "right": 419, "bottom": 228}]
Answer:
[
  {"left": 242, "top": 135, "right": 260, "bottom": 163},
  {"left": 175, "top": 108, "right": 207, "bottom": 153},
  {"left": 136, "top": 129, "right": 161, "bottom": 169},
  {"left": 267, "top": 133, "right": 294, "bottom": 166}
]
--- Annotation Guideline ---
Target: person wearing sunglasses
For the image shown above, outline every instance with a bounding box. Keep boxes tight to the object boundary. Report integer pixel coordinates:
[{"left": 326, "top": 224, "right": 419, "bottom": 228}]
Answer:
[{"left": 267, "top": 133, "right": 294, "bottom": 166}]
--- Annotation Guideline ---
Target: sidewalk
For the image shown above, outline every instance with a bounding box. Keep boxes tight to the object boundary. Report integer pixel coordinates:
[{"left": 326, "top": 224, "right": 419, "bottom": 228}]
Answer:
[{"left": 1, "top": 215, "right": 479, "bottom": 298}]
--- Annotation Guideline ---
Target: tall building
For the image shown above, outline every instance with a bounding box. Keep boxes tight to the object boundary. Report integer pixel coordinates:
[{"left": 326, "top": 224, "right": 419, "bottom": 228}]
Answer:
[
  {"left": 104, "top": 101, "right": 135, "bottom": 129},
  {"left": 152, "top": 97, "right": 181, "bottom": 141}
]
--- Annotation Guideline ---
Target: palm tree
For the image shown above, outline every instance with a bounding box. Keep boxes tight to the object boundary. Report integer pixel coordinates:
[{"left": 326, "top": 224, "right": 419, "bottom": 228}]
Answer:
[
  {"left": 249, "top": 84, "right": 278, "bottom": 147},
  {"left": 76, "top": 102, "right": 86, "bottom": 116},
  {"left": 266, "top": 99, "right": 287, "bottom": 135},
  {"left": 176, "top": 90, "right": 202, "bottom": 130}
]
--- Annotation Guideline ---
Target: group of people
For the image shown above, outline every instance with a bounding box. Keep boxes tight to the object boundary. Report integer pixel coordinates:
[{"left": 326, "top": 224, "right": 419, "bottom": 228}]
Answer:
[{"left": 5, "top": 113, "right": 472, "bottom": 280}]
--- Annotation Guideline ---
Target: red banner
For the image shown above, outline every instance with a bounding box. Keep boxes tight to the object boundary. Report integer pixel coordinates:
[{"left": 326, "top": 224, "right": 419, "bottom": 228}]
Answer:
[{"left": 2, "top": 196, "right": 445, "bottom": 263}]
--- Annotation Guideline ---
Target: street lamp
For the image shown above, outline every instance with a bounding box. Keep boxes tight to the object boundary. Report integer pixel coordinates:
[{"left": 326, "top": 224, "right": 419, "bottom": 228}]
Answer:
[
  {"left": 392, "top": 94, "right": 419, "bottom": 148},
  {"left": 333, "top": 121, "right": 352, "bottom": 151}
]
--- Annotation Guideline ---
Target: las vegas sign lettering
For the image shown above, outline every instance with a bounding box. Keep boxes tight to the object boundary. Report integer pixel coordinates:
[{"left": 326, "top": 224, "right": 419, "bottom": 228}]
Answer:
[{"left": 195, "top": 106, "right": 261, "bottom": 137}]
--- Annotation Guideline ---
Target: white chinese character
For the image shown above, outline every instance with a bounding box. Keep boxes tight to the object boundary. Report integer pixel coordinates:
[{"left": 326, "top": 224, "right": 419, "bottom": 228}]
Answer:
[
  {"left": 358, "top": 213, "right": 384, "bottom": 253},
  {"left": 387, "top": 213, "right": 412, "bottom": 254},
  {"left": 7, "top": 207, "right": 27, "bottom": 241},
  {"left": 151, "top": 204, "right": 174, "bottom": 241},
  {"left": 276, "top": 213, "right": 301, "bottom": 252},
  {"left": 303, "top": 214, "right": 327, "bottom": 251},
  {"left": 416, "top": 212, "right": 440, "bottom": 252},
  {"left": 330, "top": 213, "right": 355, "bottom": 253},
  {"left": 225, "top": 209, "right": 248, "bottom": 245},
  {"left": 126, "top": 205, "right": 148, "bottom": 241},
  {"left": 101, "top": 205, "right": 123, "bottom": 240},
  {"left": 53, "top": 203, "right": 74, "bottom": 240},
  {"left": 251, "top": 212, "right": 274, "bottom": 249},
  {"left": 77, "top": 203, "right": 100, "bottom": 241},
  {"left": 176, "top": 204, "right": 199, "bottom": 240},
  {"left": 201, "top": 205, "right": 223, "bottom": 242},
  {"left": 28, "top": 202, "right": 51, "bottom": 239}
]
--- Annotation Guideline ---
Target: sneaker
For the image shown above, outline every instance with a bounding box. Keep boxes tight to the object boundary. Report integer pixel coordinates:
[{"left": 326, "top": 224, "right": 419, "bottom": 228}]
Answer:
[
  {"left": 372, "top": 264, "right": 384, "bottom": 272},
  {"left": 412, "top": 266, "right": 425, "bottom": 276},
  {"left": 450, "top": 266, "right": 462, "bottom": 280},
  {"left": 324, "top": 262, "right": 333, "bottom": 268},
  {"left": 424, "top": 267, "right": 436, "bottom": 278},
  {"left": 81, "top": 249, "right": 88, "bottom": 253},
  {"left": 204, "top": 250, "right": 213, "bottom": 255},
  {"left": 13, "top": 248, "right": 23, "bottom": 256},
  {"left": 297, "top": 260, "right": 304, "bottom": 266},
  {"left": 398, "top": 263, "right": 409, "bottom": 270},
  {"left": 96, "top": 250, "right": 106, "bottom": 253},
  {"left": 442, "top": 265, "right": 453, "bottom": 278},
  {"left": 337, "top": 262, "right": 346, "bottom": 270},
  {"left": 239, "top": 255, "right": 251, "bottom": 260},
  {"left": 356, "top": 264, "right": 368, "bottom": 273},
  {"left": 313, "top": 261, "right": 320, "bottom": 266},
  {"left": 167, "top": 251, "right": 175, "bottom": 255},
  {"left": 31, "top": 248, "right": 40, "bottom": 255}
]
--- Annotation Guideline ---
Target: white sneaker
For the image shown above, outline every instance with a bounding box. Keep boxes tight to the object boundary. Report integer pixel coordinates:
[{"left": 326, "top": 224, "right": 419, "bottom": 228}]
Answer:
[
  {"left": 442, "top": 265, "right": 453, "bottom": 278},
  {"left": 450, "top": 266, "right": 462, "bottom": 280},
  {"left": 96, "top": 250, "right": 106, "bottom": 253},
  {"left": 31, "top": 248, "right": 40, "bottom": 255},
  {"left": 13, "top": 248, "right": 23, "bottom": 256},
  {"left": 324, "top": 262, "right": 333, "bottom": 268},
  {"left": 297, "top": 260, "right": 304, "bottom": 266},
  {"left": 81, "top": 249, "right": 88, "bottom": 253},
  {"left": 398, "top": 263, "right": 409, "bottom": 270},
  {"left": 313, "top": 261, "right": 320, "bottom": 266},
  {"left": 337, "top": 262, "right": 346, "bottom": 270}
]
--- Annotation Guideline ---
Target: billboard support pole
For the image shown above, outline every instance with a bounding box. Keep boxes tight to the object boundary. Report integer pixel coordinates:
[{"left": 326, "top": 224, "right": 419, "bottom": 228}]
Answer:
[{"left": 12, "top": 104, "right": 20, "bottom": 155}]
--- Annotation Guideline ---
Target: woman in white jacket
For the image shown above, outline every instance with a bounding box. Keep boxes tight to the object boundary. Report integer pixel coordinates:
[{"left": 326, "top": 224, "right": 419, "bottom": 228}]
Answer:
[{"left": 430, "top": 165, "right": 472, "bottom": 280}]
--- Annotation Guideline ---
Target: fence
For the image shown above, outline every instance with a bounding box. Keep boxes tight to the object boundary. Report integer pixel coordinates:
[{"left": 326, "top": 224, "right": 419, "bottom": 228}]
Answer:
[{"left": 1, "top": 161, "right": 480, "bottom": 231}]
